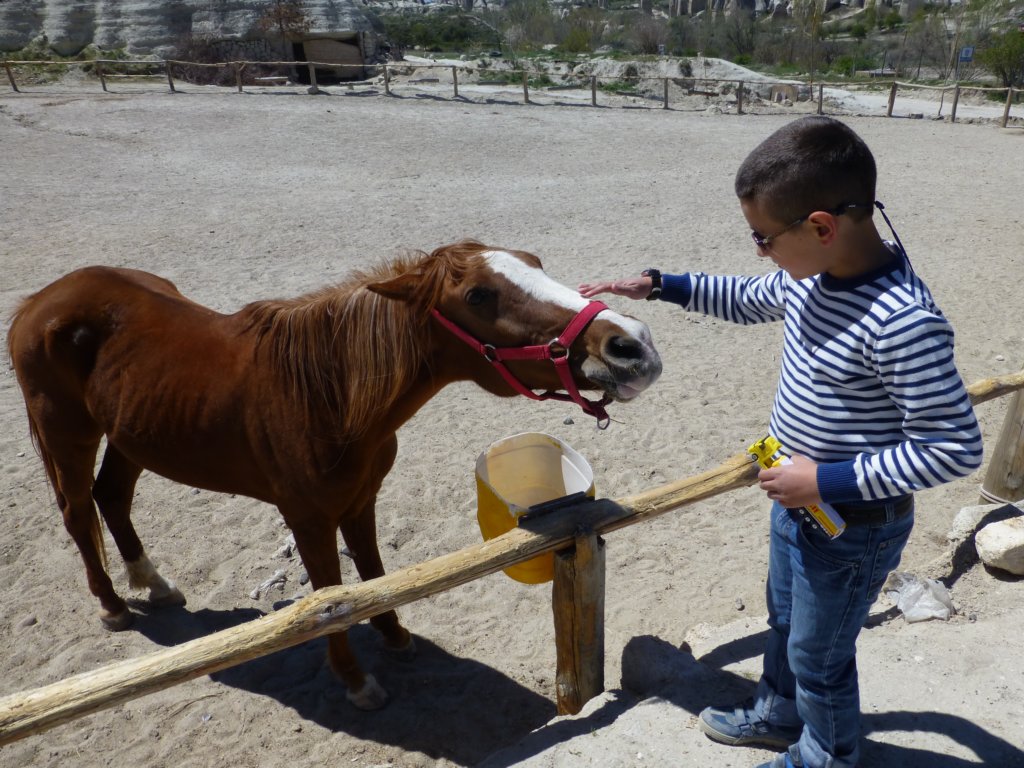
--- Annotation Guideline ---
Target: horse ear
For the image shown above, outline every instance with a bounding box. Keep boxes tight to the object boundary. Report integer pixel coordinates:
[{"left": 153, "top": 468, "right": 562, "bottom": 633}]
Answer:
[{"left": 366, "top": 272, "right": 421, "bottom": 302}]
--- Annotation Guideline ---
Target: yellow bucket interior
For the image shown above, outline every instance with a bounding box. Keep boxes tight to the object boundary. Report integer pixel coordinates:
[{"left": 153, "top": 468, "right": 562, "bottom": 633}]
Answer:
[{"left": 475, "top": 432, "right": 595, "bottom": 584}]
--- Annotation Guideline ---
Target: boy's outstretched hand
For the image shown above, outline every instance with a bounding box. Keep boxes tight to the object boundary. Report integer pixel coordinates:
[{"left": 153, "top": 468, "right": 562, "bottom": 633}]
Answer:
[{"left": 578, "top": 275, "right": 653, "bottom": 301}]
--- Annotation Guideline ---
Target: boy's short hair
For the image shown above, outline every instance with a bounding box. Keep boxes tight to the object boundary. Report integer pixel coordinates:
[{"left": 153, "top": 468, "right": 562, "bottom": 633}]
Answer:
[{"left": 734, "top": 116, "right": 877, "bottom": 224}]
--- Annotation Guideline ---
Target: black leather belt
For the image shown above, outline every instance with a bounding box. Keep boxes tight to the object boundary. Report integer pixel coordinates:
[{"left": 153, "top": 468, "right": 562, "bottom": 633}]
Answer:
[{"left": 833, "top": 494, "right": 914, "bottom": 526}]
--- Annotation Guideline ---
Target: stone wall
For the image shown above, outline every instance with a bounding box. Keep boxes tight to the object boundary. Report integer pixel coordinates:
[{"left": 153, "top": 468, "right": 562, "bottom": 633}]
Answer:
[{"left": 0, "top": 0, "right": 377, "bottom": 58}]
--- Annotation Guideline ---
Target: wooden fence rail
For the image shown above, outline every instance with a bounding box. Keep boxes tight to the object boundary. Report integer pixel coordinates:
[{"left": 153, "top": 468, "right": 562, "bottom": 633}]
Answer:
[
  {"left": 3, "top": 58, "right": 1021, "bottom": 127},
  {"left": 0, "top": 368, "right": 1021, "bottom": 746}
]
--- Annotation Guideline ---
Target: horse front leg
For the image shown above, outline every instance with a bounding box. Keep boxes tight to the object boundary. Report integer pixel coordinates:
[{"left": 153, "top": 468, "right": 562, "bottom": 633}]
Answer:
[
  {"left": 339, "top": 502, "right": 415, "bottom": 657},
  {"left": 339, "top": 435, "right": 414, "bottom": 656},
  {"left": 286, "top": 516, "right": 388, "bottom": 710}
]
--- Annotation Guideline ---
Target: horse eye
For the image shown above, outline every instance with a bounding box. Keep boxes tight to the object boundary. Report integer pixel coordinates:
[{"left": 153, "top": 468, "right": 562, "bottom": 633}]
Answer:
[{"left": 465, "top": 287, "right": 493, "bottom": 306}]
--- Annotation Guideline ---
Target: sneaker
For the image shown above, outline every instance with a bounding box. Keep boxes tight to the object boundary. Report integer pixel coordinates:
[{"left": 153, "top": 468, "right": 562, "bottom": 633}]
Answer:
[
  {"left": 698, "top": 700, "right": 802, "bottom": 749},
  {"left": 754, "top": 744, "right": 804, "bottom": 768}
]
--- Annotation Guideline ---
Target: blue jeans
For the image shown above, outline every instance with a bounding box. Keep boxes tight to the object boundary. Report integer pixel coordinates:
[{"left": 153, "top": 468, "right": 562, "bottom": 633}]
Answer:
[{"left": 753, "top": 501, "right": 914, "bottom": 768}]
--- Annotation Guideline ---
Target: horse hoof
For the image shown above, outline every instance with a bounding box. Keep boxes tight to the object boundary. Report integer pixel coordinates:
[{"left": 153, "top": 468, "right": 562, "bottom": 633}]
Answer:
[
  {"left": 149, "top": 584, "right": 187, "bottom": 607},
  {"left": 346, "top": 674, "right": 388, "bottom": 710},
  {"left": 384, "top": 634, "right": 417, "bottom": 661},
  {"left": 100, "top": 609, "right": 134, "bottom": 632}
]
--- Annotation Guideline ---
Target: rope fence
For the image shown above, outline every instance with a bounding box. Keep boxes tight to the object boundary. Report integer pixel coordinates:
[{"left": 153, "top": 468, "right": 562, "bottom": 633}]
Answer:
[{"left": 2, "top": 57, "right": 1021, "bottom": 127}]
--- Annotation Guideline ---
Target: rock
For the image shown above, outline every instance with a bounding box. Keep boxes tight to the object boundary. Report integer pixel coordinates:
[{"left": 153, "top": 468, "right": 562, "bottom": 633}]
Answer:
[
  {"left": 975, "top": 516, "right": 1024, "bottom": 575},
  {"left": 0, "top": 1, "right": 378, "bottom": 57},
  {"left": 948, "top": 503, "right": 1008, "bottom": 544}
]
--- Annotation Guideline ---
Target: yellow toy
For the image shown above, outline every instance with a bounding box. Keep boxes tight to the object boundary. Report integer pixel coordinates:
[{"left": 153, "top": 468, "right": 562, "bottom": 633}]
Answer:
[{"left": 748, "top": 436, "right": 847, "bottom": 539}]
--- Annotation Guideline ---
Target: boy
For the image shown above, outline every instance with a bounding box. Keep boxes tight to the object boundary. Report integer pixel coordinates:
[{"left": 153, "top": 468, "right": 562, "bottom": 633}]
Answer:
[{"left": 578, "top": 116, "right": 983, "bottom": 768}]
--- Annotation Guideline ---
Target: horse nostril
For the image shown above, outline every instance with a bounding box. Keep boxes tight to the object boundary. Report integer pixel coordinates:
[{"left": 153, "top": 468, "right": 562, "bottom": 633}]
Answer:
[{"left": 605, "top": 335, "right": 645, "bottom": 362}]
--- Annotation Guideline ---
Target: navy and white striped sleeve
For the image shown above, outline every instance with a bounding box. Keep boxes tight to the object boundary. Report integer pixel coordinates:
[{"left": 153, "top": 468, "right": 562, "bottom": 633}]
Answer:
[
  {"left": 816, "top": 305, "right": 983, "bottom": 501},
  {"left": 660, "top": 271, "right": 788, "bottom": 325}
]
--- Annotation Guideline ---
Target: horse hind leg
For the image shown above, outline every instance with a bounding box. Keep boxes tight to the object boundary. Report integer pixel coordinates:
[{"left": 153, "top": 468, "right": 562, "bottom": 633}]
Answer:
[
  {"left": 93, "top": 444, "right": 185, "bottom": 608},
  {"left": 31, "top": 420, "right": 133, "bottom": 631}
]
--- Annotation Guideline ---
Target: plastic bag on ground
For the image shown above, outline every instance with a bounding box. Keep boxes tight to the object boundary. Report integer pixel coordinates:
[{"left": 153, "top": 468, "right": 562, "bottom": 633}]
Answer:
[{"left": 885, "top": 571, "right": 956, "bottom": 623}]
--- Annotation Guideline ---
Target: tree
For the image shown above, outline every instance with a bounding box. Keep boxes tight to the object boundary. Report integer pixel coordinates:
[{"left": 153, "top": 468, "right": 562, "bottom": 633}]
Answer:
[
  {"left": 977, "top": 29, "right": 1024, "bottom": 87},
  {"left": 258, "top": 0, "right": 312, "bottom": 52}
]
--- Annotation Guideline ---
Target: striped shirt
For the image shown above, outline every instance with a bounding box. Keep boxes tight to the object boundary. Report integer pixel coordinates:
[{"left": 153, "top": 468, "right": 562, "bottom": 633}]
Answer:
[{"left": 660, "top": 247, "right": 983, "bottom": 503}]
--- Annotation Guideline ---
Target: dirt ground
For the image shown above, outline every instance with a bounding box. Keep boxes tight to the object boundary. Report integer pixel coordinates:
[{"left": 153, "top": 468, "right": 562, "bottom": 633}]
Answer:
[{"left": 1, "top": 79, "right": 1023, "bottom": 767}]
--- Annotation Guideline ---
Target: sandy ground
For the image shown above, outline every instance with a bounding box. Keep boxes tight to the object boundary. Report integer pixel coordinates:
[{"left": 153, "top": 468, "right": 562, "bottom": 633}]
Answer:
[{"left": 1, "top": 79, "right": 1023, "bottom": 768}]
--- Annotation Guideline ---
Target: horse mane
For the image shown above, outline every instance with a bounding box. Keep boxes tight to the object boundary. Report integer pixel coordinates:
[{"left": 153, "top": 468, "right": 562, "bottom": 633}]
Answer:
[{"left": 240, "top": 241, "right": 488, "bottom": 438}]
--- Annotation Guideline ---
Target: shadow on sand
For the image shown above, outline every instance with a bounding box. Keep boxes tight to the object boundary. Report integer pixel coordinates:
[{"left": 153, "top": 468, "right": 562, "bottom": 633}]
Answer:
[{"left": 127, "top": 602, "right": 555, "bottom": 765}]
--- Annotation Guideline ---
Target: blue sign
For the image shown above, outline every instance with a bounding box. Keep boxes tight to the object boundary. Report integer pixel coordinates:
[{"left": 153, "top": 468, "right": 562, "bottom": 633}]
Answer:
[{"left": 959, "top": 46, "right": 974, "bottom": 62}]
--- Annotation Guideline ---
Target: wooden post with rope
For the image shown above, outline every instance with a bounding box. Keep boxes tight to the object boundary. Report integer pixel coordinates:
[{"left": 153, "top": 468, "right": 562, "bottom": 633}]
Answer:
[
  {"left": 96, "top": 60, "right": 107, "bottom": 92},
  {"left": 1002, "top": 87, "right": 1014, "bottom": 129},
  {"left": 5, "top": 60, "right": 20, "bottom": 92},
  {"left": 165, "top": 60, "right": 176, "bottom": 93},
  {"left": 522, "top": 70, "right": 529, "bottom": 104},
  {"left": 817, "top": 83, "right": 824, "bottom": 115},
  {"left": 951, "top": 83, "right": 961, "bottom": 123},
  {"left": 452, "top": 66, "right": 459, "bottom": 99},
  {"left": 887, "top": 81, "right": 897, "bottom": 117},
  {"left": 591, "top": 75, "right": 597, "bottom": 107}
]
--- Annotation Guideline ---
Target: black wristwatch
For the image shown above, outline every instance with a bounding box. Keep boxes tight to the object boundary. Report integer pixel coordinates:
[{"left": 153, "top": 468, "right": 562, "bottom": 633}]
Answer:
[{"left": 641, "top": 269, "right": 662, "bottom": 301}]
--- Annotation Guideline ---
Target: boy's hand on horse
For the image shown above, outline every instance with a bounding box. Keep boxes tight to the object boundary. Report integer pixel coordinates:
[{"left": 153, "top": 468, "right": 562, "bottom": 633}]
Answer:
[
  {"left": 578, "top": 276, "right": 652, "bottom": 301},
  {"left": 757, "top": 454, "right": 823, "bottom": 509}
]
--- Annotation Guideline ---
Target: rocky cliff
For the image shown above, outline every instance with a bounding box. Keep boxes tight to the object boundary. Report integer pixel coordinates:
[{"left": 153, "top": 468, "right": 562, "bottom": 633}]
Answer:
[{"left": 0, "top": 0, "right": 377, "bottom": 56}]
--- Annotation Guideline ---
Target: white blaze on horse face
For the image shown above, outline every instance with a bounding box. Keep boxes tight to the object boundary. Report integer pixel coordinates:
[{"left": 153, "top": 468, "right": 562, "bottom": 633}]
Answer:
[{"left": 482, "top": 251, "right": 652, "bottom": 343}]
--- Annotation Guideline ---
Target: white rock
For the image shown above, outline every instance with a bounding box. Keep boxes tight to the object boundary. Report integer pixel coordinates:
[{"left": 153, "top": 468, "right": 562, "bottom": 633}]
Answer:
[{"left": 975, "top": 516, "right": 1024, "bottom": 575}]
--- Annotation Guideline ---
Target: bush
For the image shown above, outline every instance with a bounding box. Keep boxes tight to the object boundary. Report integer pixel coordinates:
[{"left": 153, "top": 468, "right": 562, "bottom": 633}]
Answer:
[{"left": 977, "top": 29, "right": 1024, "bottom": 88}]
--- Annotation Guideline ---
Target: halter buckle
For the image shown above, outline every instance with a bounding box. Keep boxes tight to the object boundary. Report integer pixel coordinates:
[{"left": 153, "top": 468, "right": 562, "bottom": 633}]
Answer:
[{"left": 547, "top": 339, "right": 569, "bottom": 359}]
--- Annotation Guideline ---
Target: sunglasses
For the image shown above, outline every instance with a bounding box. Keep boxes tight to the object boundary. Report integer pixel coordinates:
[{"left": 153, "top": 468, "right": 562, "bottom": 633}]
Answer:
[{"left": 750, "top": 202, "right": 875, "bottom": 250}]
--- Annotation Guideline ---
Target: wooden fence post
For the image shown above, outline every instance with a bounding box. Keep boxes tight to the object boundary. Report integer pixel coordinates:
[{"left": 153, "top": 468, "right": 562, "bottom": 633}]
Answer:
[
  {"left": 950, "top": 83, "right": 961, "bottom": 123},
  {"left": 452, "top": 66, "right": 458, "bottom": 99},
  {"left": 887, "top": 81, "right": 897, "bottom": 117},
  {"left": 663, "top": 77, "right": 669, "bottom": 109},
  {"left": 5, "top": 60, "right": 20, "bottom": 92},
  {"left": 591, "top": 75, "right": 597, "bottom": 106},
  {"left": 817, "top": 83, "right": 824, "bottom": 115},
  {"left": 1002, "top": 87, "right": 1014, "bottom": 129},
  {"left": 553, "top": 532, "right": 605, "bottom": 715},
  {"left": 980, "top": 388, "right": 1024, "bottom": 505},
  {"left": 96, "top": 60, "right": 107, "bottom": 92},
  {"left": 307, "top": 63, "right": 320, "bottom": 94},
  {"left": 165, "top": 60, "right": 175, "bottom": 93},
  {"left": 736, "top": 80, "right": 743, "bottom": 114},
  {"left": 383, "top": 64, "right": 390, "bottom": 96},
  {"left": 234, "top": 62, "right": 244, "bottom": 93},
  {"left": 522, "top": 70, "right": 529, "bottom": 103}
]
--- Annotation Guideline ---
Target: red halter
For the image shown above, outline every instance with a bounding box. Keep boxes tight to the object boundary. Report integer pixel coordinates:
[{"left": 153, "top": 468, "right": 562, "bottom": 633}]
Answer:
[{"left": 431, "top": 301, "right": 613, "bottom": 428}]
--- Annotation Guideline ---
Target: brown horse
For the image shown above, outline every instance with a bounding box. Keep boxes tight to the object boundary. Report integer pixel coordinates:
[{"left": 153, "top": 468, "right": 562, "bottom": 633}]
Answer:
[{"left": 6, "top": 240, "right": 662, "bottom": 708}]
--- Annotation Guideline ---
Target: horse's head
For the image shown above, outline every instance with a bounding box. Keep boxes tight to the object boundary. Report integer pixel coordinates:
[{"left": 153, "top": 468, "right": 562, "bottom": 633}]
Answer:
[{"left": 367, "top": 241, "right": 662, "bottom": 424}]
